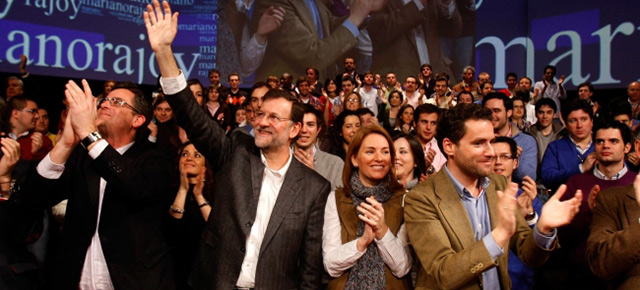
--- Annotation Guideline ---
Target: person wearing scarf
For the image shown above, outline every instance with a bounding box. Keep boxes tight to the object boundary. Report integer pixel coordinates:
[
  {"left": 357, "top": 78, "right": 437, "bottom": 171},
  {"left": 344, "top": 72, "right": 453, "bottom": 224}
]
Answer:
[{"left": 323, "top": 126, "right": 413, "bottom": 290}]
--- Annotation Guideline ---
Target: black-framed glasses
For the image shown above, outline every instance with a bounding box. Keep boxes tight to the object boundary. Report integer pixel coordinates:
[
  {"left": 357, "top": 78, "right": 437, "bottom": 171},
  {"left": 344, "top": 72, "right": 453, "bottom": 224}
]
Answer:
[
  {"left": 254, "top": 111, "right": 289, "bottom": 124},
  {"left": 98, "top": 97, "right": 140, "bottom": 114},
  {"left": 493, "top": 154, "right": 514, "bottom": 161}
]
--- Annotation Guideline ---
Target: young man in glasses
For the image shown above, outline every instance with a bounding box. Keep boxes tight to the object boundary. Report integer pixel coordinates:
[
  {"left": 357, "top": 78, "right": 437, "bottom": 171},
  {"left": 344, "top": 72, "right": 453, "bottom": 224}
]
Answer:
[
  {"left": 8, "top": 96, "right": 52, "bottom": 161},
  {"left": 20, "top": 80, "right": 175, "bottom": 289},
  {"left": 144, "top": 1, "right": 332, "bottom": 289}
]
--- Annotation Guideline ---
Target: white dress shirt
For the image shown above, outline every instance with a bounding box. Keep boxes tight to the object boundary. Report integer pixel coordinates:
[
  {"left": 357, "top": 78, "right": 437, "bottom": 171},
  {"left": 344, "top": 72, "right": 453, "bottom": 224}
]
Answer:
[
  {"left": 37, "top": 139, "right": 133, "bottom": 290},
  {"left": 236, "top": 149, "right": 294, "bottom": 287},
  {"left": 322, "top": 191, "right": 412, "bottom": 278}
]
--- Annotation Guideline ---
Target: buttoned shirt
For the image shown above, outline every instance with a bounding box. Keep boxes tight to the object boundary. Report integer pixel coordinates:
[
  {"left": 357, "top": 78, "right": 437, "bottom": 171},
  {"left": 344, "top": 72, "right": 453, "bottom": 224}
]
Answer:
[
  {"left": 443, "top": 165, "right": 556, "bottom": 290},
  {"left": 593, "top": 164, "right": 628, "bottom": 181},
  {"left": 236, "top": 149, "right": 293, "bottom": 287},
  {"left": 37, "top": 139, "right": 133, "bottom": 290}
]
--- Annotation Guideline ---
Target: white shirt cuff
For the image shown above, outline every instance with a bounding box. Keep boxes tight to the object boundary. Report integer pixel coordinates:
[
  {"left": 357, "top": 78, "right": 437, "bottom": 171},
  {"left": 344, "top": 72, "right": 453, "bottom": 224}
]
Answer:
[
  {"left": 148, "top": 135, "right": 157, "bottom": 143},
  {"left": 159, "top": 71, "right": 187, "bottom": 95},
  {"left": 88, "top": 139, "right": 109, "bottom": 159},
  {"left": 37, "top": 154, "right": 66, "bottom": 179}
]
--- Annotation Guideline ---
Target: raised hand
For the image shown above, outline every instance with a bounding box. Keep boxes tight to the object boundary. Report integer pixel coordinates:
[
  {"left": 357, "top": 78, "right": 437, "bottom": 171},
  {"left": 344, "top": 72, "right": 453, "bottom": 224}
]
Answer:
[
  {"left": 143, "top": 0, "right": 178, "bottom": 53},
  {"left": 0, "top": 138, "right": 21, "bottom": 181},
  {"left": 356, "top": 223, "right": 375, "bottom": 252},
  {"left": 558, "top": 74, "right": 565, "bottom": 86},
  {"left": 256, "top": 6, "right": 285, "bottom": 41},
  {"left": 492, "top": 182, "right": 519, "bottom": 248},
  {"left": 581, "top": 152, "right": 597, "bottom": 173},
  {"left": 147, "top": 120, "right": 158, "bottom": 138},
  {"left": 293, "top": 148, "right": 314, "bottom": 170},
  {"left": 634, "top": 174, "right": 640, "bottom": 207},
  {"left": 425, "top": 148, "right": 436, "bottom": 168},
  {"left": 193, "top": 167, "right": 206, "bottom": 197},
  {"left": 538, "top": 185, "right": 582, "bottom": 234},
  {"left": 587, "top": 184, "right": 600, "bottom": 210},
  {"left": 64, "top": 79, "right": 97, "bottom": 139}
]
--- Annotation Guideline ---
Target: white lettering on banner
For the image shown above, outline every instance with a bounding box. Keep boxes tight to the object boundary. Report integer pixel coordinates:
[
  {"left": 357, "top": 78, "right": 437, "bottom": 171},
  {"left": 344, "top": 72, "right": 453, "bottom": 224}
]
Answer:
[
  {"left": 476, "top": 22, "right": 638, "bottom": 88},
  {"left": 3, "top": 29, "right": 201, "bottom": 83}
]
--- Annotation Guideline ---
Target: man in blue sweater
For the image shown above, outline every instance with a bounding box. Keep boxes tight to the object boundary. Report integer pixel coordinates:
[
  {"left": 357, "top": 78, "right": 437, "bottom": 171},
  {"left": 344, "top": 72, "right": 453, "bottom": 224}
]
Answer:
[
  {"left": 541, "top": 99, "right": 595, "bottom": 191},
  {"left": 483, "top": 92, "right": 538, "bottom": 183}
]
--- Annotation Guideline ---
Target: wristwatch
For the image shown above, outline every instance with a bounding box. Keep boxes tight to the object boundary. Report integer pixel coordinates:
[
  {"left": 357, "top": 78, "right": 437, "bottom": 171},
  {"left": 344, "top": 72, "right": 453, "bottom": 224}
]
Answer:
[
  {"left": 81, "top": 131, "right": 103, "bottom": 149},
  {"left": 525, "top": 211, "right": 536, "bottom": 221}
]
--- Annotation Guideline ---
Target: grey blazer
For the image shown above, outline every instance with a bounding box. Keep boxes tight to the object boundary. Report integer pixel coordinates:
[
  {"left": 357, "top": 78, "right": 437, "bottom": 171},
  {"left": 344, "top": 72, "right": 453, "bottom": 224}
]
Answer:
[
  {"left": 314, "top": 149, "right": 344, "bottom": 191},
  {"left": 165, "top": 87, "right": 331, "bottom": 290}
]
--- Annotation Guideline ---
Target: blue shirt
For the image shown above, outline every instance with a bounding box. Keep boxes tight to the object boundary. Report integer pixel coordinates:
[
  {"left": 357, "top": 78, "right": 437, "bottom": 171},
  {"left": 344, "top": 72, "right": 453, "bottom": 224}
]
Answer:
[{"left": 443, "top": 165, "right": 556, "bottom": 290}]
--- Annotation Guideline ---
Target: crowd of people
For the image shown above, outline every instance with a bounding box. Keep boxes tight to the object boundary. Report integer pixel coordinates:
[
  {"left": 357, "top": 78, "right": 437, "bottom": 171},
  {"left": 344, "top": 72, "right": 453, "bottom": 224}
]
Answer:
[{"left": 2, "top": 1, "right": 640, "bottom": 290}]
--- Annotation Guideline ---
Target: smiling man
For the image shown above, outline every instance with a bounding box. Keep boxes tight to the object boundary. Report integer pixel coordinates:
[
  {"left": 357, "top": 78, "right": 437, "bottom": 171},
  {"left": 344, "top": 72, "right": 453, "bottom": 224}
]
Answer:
[
  {"left": 144, "top": 1, "right": 331, "bottom": 289},
  {"left": 293, "top": 104, "right": 344, "bottom": 190},
  {"left": 405, "top": 104, "right": 582, "bottom": 290}
]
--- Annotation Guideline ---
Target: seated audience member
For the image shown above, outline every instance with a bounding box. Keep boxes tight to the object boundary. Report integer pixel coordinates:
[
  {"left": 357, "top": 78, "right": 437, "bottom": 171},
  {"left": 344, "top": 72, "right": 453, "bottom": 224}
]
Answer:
[
  {"left": 324, "top": 79, "right": 342, "bottom": 127},
  {"left": 425, "top": 75, "right": 455, "bottom": 109},
  {"left": 528, "top": 98, "right": 565, "bottom": 165},
  {"left": 556, "top": 122, "right": 635, "bottom": 290},
  {"left": 414, "top": 104, "right": 446, "bottom": 174},
  {"left": 392, "top": 132, "right": 427, "bottom": 190},
  {"left": 476, "top": 71, "right": 492, "bottom": 99},
  {"left": 578, "top": 82, "right": 600, "bottom": 119},
  {"left": 542, "top": 99, "right": 594, "bottom": 191},
  {"left": 294, "top": 105, "right": 344, "bottom": 190},
  {"left": 534, "top": 65, "right": 566, "bottom": 117},
  {"left": 610, "top": 99, "right": 635, "bottom": 129},
  {"left": 203, "top": 85, "right": 231, "bottom": 132},
  {"left": 339, "top": 76, "right": 356, "bottom": 101},
  {"left": 479, "top": 80, "right": 494, "bottom": 99},
  {"left": 297, "top": 76, "right": 323, "bottom": 112},
  {"left": 306, "top": 67, "right": 323, "bottom": 97},
  {"left": 483, "top": 92, "right": 538, "bottom": 183},
  {"left": 356, "top": 108, "right": 378, "bottom": 128},
  {"left": 9, "top": 96, "right": 53, "bottom": 161},
  {"left": 20, "top": 80, "right": 174, "bottom": 289},
  {"left": 627, "top": 81, "right": 640, "bottom": 120},
  {"left": 166, "top": 142, "right": 214, "bottom": 289},
  {"left": 456, "top": 91, "right": 474, "bottom": 105},
  {"left": 491, "top": 137, "right": 542, "bottom": 290},
  {"left": 35, "top": 108, "right": 56, "bottom": 146},
  {"left": 510, "top": 95, "right": 531, "bottom": 132},
  {"left": 187, "top": 78, "right": 205, "bottom": 105},
  {"left": 96, "top": 79, "right": 116, "bottom": 99},
  {"left": 266, "top": 75, "right": 279, "bottom": 89},
  {"left": 393, "top": 104, "right": 415, "bottom": 134},
  {"left": 280, "top": 72, "right": 294, "bottom": 91},
  {"left": 514, "top": 87, "right": 537, "bottom": 126},
  {"left": 344, "top": 91, "right": 363, "bottom": 112},
  {"left": 357, "top": 72, "right": 382, "bottom": 117},
  {"left": 498, "top": 72, "right": 518, "bottom": 97},
  {"left": 380, "top": 90, "right": 404, "bottom": 132},
  {"left": 586, "top": 159, "right": 640, "bottom": 289},
  {"left": 233, "top": 107, "right": 247, "bottom": 129},
  {"left": 323, "top": 126, "right": 412, "bottom": 289},
  {"left": 149, "top": 95, "right": 180, "bottom": 156},
  {"left": 418, "top": 64, "right": 435, "bottom": 99},
  {"left": 320, "top": 110, "right": 361, "bottom": 160},
  {"left": 452, "top": 66, "right": 480, "bottom": 97},
  {"left": 403, "top": 76, "right": 425, "bottom": 109},
  {"left": 404, "top": 103, "right": 582, "bottom": 290}
]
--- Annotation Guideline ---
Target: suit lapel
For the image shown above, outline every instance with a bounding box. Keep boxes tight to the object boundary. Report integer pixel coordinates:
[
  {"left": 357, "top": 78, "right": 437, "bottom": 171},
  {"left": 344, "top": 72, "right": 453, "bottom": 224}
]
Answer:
[
  {"left": 434, "top": 171, "right": 476, "bottom": 249},
  {"left": 259, "top": 159, "right": 304, "bottom": 253}
]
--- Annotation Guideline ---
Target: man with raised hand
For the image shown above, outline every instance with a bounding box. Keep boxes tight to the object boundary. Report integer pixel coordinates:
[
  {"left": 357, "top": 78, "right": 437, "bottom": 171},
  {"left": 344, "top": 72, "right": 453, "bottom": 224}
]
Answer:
[{"left": 144, "top": 1, "right": 331, "bottom": 289}]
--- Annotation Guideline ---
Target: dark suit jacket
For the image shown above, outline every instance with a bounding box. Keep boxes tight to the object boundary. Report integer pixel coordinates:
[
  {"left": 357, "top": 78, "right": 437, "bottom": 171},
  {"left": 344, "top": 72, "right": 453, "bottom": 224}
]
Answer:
[
  {"left": 368, "top": 0, "right": 462, "bottom": 82},
  {"left": 404, "top": 170, "right": 555, "bottom": 290},
  {"left": 253, "top": 0, "right": 358, "bottom": 82},
  {"left": 587, "top": 185, "right": 640, "bottom": 289},
  {"left": 21, "top": 142, "right": 174, "bottom": 290},
  {"left": 165, "top": 87, "right": 331, "bottom": 290}
]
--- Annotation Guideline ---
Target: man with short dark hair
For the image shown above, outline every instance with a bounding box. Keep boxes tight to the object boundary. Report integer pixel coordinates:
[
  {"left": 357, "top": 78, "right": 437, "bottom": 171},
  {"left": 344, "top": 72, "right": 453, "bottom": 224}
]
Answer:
[
  {"left": 9, "top": 97, "right": 53, "bottom": 160},
  {"left": 414, "top": 104, "right": 446, "bottom": 174},
  {"left": 483, "top": 92, "right": 538, "bottom": 182},
  {"left": 558, "top": 122, "right": 635, "bottom": 290},
  {"left": 335, "top": 57, "right": 363, "bottom": 92},
  {"left": 534, "top": 65, "right": 566, "bottom": 116},
  {"left": 21, "top": 79, "right": 174, "bottom": 289},
  {"left": 306, "top": 67, "right": 323, "bottom": 96},
  {"left": 404, "top": 76, "right": 424, "bottom": 108},
  {"left": 425, "top": 76, "right": 455, "bottom": 109},
  {"left": 144, "top": 3, "right": 331, "bottom": 289},
  {"left": 498, "top": 72, "right": 518, "bottom": 97},
  {"left": 578, "top": 82, "right": 600, "bottom": 118},
  {"left": 296, "top": 76, "right": 323, "bottom": 111},
  {"left": 405, "top": 104, "right": 581, "bottom": 290},
  {"left": 528, "top": 98, "right": 565, "bottom": 164},
  {"left": 293, "top": 104, "right": 344, "bottom": 190},
  {"left": 208, "top": 69, "right": 228, "bottom": 95},
  {"left": 452, "top": 66, "right": 479, "bottom": 97},
  {"left": 5, "top": 76, "right": 24, "bottom": 100},
  {"left": 541, "top": 99, "right": 594, "bottom": 191},
  {"left": 357, "top": 71, "right": 382, "bottom": 116}
]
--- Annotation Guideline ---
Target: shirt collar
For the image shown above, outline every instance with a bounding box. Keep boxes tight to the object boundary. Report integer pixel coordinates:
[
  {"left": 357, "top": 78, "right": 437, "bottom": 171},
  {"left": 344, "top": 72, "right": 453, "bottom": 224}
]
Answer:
[
  {"left": 593, "top": 164, "right": 628, "bottom": 181},
  {"left": 569, "top": 135, "right": 593, "bottom": 153},
  {"left": 116, "top": 141, "right": 135, "bottom": 154},
  {"left": 260, "top": 147, "right": 294, "bottom": 177},
  {"left": 8, "top": 131, "right": 30, "bottom": 139},
  {"left": 443, "top": 164, "right": 490, "bottom": 200}
]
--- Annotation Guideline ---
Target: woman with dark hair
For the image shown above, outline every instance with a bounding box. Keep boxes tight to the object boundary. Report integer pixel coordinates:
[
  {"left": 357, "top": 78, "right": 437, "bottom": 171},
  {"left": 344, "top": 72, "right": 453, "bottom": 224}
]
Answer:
[
  {"left": 320, "top": 110, "right": 361, "bottom": 160},
  {"left": 166, "top": 142, "right": 214, "bottom": 290},
  {"left": 203, "top": 85, "right": 231, "bottom": 132},
  {"left": 380, "top": 90, "right": 404, "bottom": 132},
  {"left": 393, "top": 104, "right": 415, "bottom": 134},
  {"left": 148, "top": 94, "right": 181, "bottom": 156},
  {"left": 324, "top": 79, "right": 342, "bottom": 126},
  {"left": 344, "top": 91, "right": 363, "bottom": 112},
  {"left": 323, "top": 126, "right": 412, "bottom": 290},
  {"left": 392, "top": 133, "right": 427, "bottom": 190}
]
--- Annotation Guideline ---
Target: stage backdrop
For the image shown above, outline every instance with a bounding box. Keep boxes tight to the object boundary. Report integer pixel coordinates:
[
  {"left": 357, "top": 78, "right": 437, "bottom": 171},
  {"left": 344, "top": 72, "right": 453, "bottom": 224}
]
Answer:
[{"left": 0, "top": 0, "right": 637, "bottom": 89}]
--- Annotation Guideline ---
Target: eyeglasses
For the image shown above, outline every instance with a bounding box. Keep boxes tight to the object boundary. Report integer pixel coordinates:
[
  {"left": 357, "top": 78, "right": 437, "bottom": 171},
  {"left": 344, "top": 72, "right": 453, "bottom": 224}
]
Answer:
[
  {"left": 19, "top": 108, "right": 38, "bottom": 115},
  {"left": 254, "top": 111, "right": 289, "bottom": 124},
  {"left": 493, "top": 154, "right": 514, "bottom": 161},
  {"left": 347, "top": 98, "right": 359, "bottom": 103},
  {"left": 98, "top": 97, "right": 140, "bottom": 114}
]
